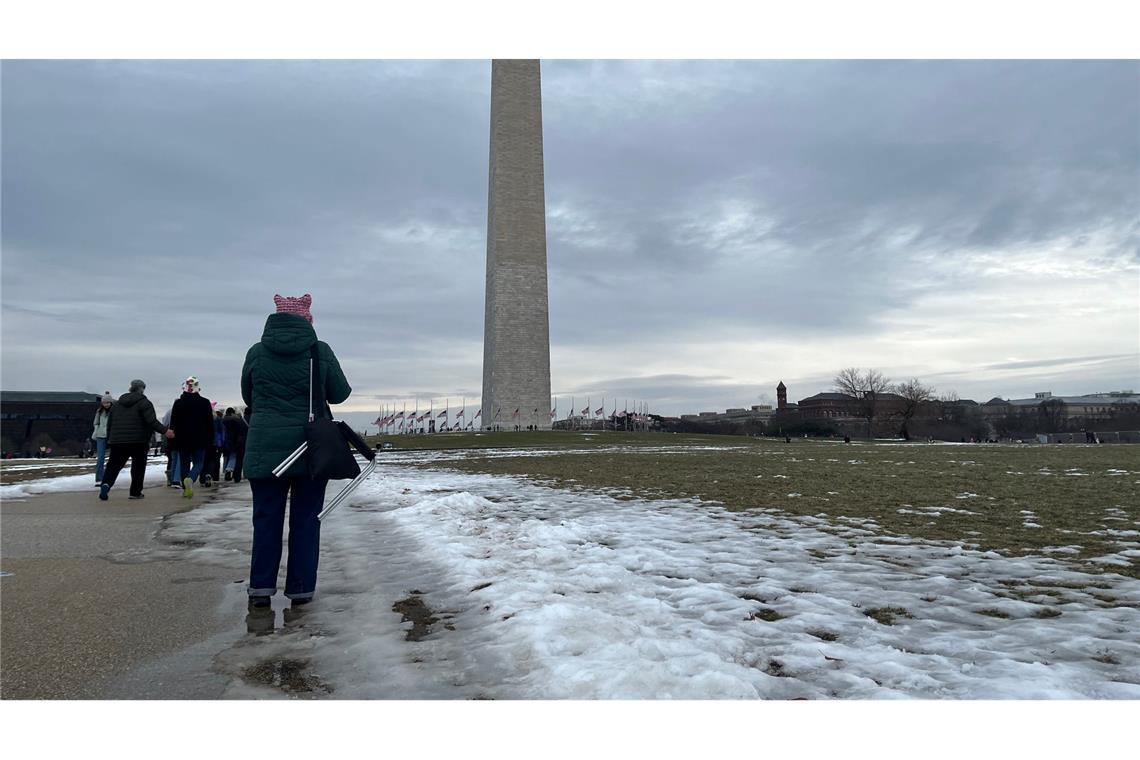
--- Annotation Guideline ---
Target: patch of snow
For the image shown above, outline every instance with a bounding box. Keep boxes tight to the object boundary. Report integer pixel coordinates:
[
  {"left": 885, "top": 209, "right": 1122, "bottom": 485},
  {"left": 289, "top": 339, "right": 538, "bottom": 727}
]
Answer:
[
  {"left": 0, "top": 459, "right": 168, "bottom": 500},
  {"left": 140, "top": 449, "right": 1140, "bottom": 700}
]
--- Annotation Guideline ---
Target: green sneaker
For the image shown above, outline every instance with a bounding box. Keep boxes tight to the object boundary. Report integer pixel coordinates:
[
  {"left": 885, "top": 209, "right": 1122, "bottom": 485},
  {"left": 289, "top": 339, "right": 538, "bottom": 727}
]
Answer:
[{"left": 182, "top": 477, "right": 194, "bottom": 498}]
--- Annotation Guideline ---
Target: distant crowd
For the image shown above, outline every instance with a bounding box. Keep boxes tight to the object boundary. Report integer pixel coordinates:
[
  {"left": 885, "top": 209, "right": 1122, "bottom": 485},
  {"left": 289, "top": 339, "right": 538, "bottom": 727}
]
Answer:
[{"left": 88, "top": 377, "right": 249, "bottom": 501}]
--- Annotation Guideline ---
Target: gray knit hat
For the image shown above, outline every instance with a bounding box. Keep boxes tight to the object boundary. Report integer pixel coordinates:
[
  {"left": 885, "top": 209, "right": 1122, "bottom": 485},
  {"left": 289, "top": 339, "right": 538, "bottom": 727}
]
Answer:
[
  {"left": 129, "top": 379, "right": 146, "bottom": 392},
  {"left": 101, "top": 393, "right": 113, "bottom": 404}
]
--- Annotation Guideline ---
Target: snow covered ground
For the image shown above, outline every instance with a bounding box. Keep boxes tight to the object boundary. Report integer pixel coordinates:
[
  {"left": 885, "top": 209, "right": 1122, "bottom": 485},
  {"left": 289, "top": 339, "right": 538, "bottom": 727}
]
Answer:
[
  {"left": 130, "top": 449, "right": 1140, "bottom": 699},
  {"left": 0, "top": 457, "right": 168, "bottom": 500}
]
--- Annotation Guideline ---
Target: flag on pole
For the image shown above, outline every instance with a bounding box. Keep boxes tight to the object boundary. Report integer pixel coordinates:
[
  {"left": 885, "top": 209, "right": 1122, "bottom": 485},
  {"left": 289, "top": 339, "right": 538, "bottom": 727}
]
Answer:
[
  {"left": 550, "top": 407, "right": 556, "bottom": 419},
  {"left": 474, "top": 409, "right": 482, "bottom": 419},
  {"left": 437, "top": 409, "right": 447, "bottom": 418},
  {"left": 594, "top": 405, "right": 603, "bottom": 416},
  {"left": 512, "top": 408, "right": 520, "bottom": 419},
  {"left": 455, "top": 408, "right": 465, "bottom": 419}
]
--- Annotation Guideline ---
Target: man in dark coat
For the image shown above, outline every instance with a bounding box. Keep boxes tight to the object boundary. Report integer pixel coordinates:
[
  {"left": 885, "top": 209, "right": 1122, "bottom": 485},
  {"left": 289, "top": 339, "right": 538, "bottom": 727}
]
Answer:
[
  {"left": 100, "top": 379, "right": 173, "bottom": 501},
  {"left": 169, "top": 376, "right": 215, "bottom": 498}
]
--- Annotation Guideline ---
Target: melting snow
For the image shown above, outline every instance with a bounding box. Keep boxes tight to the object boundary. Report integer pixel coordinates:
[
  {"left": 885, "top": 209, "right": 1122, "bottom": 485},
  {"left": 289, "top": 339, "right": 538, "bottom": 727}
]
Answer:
[
  {"left": 138, "top": 450, "right": 1140, "bottom": 700},
  {"left": 0, "top": 458, "right": 168, "bottom": 500}
]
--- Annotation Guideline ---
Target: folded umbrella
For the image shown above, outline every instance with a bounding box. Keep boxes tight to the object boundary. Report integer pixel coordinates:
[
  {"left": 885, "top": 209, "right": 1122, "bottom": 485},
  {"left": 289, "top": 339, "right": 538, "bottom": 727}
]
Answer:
[{"left": 272, "top": 421, "right": 378, "bottom": 521}]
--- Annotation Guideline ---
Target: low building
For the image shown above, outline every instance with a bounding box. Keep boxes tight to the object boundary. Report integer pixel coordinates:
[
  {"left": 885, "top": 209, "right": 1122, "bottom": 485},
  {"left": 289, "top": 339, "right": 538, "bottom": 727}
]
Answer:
[
  {"left": 797, "top": 392, "right": 859, "bottom": 419},
  {"left": 1, "top": 391, "right": 104, "bottom": 457},
  {"left": 679, "top": 404, "right": 775, "bottom": 426},
  {"left": 982, "top": 390, "right": 1140, "bottom": 426}
]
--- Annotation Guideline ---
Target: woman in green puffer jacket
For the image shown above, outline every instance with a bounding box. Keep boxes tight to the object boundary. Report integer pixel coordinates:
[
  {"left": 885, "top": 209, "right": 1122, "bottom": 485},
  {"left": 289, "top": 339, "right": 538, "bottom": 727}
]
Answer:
[{"left": 241, "top": 294, "right": 351, "bottom": 608}]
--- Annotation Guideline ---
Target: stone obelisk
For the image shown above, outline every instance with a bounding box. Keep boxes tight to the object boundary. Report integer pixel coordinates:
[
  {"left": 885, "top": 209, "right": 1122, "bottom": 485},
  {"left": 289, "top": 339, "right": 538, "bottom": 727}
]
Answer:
[{"left": 481, "top": 59, "right": 551, "bottom": 431}]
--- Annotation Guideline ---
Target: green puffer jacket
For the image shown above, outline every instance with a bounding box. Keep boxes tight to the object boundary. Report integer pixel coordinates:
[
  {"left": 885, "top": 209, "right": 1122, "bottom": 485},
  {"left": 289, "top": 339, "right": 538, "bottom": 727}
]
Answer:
[{"left": 241, "top": 313, "right": 352, "bottom": 479}]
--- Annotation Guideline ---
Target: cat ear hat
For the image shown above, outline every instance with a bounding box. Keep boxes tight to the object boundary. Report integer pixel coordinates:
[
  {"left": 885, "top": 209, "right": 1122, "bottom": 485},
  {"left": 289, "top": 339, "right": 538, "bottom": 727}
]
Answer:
[{"left": 274, "top": 293, "right": 313, "bottom": 323}]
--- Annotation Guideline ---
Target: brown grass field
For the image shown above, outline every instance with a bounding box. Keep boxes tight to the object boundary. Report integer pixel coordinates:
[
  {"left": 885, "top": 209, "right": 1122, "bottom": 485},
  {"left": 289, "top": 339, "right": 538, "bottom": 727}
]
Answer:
[{"left": 374, "top": 431, "right": 1140, "bottom": 578}]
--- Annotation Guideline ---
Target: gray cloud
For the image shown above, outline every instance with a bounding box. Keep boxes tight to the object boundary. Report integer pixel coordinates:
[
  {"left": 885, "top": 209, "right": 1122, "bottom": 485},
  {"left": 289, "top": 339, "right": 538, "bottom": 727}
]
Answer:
[
  {"left": 2, "top": 60, "right": 1137, "bottom": 420},
  {"left": 982, "top": 354, "right": 1136, "bottom": 372}
]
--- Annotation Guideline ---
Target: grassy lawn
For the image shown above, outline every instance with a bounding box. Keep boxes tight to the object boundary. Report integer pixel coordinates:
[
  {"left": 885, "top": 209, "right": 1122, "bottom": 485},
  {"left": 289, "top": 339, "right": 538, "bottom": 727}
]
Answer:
[{"left": 373, "top": 431, "right": 1140, "bottom": 577}]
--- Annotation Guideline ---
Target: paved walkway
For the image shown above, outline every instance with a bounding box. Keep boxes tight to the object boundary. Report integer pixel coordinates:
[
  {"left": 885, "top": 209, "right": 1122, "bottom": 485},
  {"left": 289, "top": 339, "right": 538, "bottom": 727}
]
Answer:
[{"left": 1, "top": 478, "right": 251, "bottom": 699}]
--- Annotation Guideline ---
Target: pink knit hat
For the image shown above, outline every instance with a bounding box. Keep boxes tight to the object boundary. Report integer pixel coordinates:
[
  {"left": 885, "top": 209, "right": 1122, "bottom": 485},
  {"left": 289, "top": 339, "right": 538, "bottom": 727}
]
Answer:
[{"left": 274, "top": 293, "right": 313, "bottom": 323}]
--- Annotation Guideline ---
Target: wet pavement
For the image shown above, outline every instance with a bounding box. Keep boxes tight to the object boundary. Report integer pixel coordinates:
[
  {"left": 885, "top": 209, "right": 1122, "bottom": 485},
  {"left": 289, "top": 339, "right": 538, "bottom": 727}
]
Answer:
[{"left": 1, "top": 479, "right": 250, "bottom": 699}]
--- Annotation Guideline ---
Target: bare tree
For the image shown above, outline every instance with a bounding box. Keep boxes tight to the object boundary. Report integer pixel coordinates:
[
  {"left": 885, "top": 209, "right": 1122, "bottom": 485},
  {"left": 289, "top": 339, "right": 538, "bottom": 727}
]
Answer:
[
  {"left": 834, "top": 367, "right": 891, "bottom": 438},
  {"left": 1038, "top": 398, "right": 1067, "bottom": 434},
  {"left": 894, "top": 378, "right": 935, "bottom": 440}
]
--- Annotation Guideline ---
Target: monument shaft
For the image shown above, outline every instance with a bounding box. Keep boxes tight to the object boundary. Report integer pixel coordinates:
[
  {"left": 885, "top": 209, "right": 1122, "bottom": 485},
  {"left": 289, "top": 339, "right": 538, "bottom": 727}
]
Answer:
[{"left": 481, "top": 60, "right": 551, "bottom": 430}]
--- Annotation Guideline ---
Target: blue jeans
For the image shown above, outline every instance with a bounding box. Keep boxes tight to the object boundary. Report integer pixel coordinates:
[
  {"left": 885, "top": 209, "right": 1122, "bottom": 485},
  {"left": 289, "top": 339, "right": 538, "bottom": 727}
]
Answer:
[
  {"left": 94, "top": 437, "right": 108, "bottom": 482},
  {"left": 178, "top": 448, "right": 205, "bottom": 483},
  {"left": 247, "top": 477, "right": 328, "bottom": 601},
  {"left": 225, "top": 452, "right": 237, "bottom": 471}
]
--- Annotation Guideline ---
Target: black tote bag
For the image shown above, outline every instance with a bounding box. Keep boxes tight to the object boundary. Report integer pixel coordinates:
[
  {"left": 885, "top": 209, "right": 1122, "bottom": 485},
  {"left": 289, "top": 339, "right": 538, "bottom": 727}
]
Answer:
[{"left": 304, "top": 345, "right": 361, "bottom": 481}]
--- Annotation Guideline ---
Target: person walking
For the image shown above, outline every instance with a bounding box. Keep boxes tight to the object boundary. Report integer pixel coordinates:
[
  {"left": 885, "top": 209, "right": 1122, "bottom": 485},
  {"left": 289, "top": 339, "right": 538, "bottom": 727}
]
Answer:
[
  {"left": 100, "top": 380, "right": 174, "bottom": 500},
  {"left": 170, "top": 376, "right": 214, "bottom": 498},
  {"left": 204, "top": 407, "right": 226, "bottom": 487},
  {"left": 235, "top": 406, "right": 252, "bottom": 482},
  {"left": 91, "top": 392, "right": 113, "bottom": 486},
  {"left": 161, "top": 402, "right": 181, "bottom": 488},
  {"left": 222, "top": 406, "right": 248, "bottom": 481},
  {"left": 242, "top": 294, "right": 351, "bottom": 608}
]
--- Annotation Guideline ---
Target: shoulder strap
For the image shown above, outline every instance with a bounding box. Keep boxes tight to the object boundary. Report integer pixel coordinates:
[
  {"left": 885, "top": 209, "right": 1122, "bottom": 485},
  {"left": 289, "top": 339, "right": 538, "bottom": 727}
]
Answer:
[{"left": 309, "top": 343, "right": 331, "bottom": 420}]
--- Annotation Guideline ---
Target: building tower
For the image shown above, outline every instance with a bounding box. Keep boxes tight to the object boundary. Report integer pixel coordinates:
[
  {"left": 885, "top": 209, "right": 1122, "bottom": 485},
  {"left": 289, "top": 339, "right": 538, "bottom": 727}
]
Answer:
[
  {"left": 777, "top": 381, "right": 787, "bottom": 411},
  {"left": 481, "top": 60, "right": 552, "bottom": 430}
]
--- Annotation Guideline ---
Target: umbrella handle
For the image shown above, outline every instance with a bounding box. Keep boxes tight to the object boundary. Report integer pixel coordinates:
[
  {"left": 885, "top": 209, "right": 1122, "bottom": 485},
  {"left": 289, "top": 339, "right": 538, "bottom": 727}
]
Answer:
[
  {"left": 272, "top": 442, "right": 308, "bottom": 478},
  {"left": 318, "top": 459, "right": 377, "bottom": 521}
]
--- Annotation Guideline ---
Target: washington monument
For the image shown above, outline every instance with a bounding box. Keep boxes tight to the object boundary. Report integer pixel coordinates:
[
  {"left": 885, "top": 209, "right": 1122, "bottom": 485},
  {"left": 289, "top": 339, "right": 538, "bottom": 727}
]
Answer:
[{"left": 481, "top": 60, "right": 552, "bottom": 430}]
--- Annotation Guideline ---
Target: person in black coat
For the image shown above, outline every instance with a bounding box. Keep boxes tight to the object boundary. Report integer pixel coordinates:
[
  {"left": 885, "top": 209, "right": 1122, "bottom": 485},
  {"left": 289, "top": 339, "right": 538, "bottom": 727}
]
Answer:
[
  {"left": 100, "top": 379, "right": 174, "bottom": 501},
  {"left": 204, "top": 408, "right": 225, "bottom": 487},
  {"left": 222, "top": 406, "right": 249, "bottom": 482},
  {"left": 169, "top": 376, "right": 214, "bottom": 498}
]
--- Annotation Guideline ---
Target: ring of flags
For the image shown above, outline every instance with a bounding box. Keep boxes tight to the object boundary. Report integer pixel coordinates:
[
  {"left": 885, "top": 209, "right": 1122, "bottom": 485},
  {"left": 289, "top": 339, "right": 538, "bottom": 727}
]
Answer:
[{"left": 375, "top": 398, "right": 653, "bottom": 431}]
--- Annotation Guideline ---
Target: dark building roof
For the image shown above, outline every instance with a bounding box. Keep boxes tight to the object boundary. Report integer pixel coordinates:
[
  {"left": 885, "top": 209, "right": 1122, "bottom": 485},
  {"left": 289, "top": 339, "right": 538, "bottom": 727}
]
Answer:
[
  {"left": 799, "top": 392, "right": 856, "bottom": 402},
  {"left": 1, "top": 391, "right": 102, "bottom": 404}
]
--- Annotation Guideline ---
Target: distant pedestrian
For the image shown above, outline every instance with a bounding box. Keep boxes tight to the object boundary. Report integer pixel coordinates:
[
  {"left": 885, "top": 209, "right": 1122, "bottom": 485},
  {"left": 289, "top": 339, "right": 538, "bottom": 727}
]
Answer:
[
  {"left": 162, "top": 403, "right": 181, "bottom": 488},
  {"left": 100, "top": 380, "right": 174, "bottom": 501},
  {"left": 91, "top": 392, "right": 113, "bottom": 485},
  {"left": 204, "top": 407, "right": 225, "bottom": 486},
  {"left": 242, "top": 294, "right": 351, "bottom": 609},
  {"left": 222, "top": 406, "right": 249, "bottom": 481},
  {"left": 170, "top": 376, "right": 214, "bottom": 498},
  {"left": 236, "top": 406, "right": 252, "bottom": 482}
]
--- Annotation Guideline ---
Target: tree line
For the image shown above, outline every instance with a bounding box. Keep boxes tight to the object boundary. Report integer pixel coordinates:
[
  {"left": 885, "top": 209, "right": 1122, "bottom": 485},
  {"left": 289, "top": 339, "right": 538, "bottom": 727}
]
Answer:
[{"left": 663, "top": 367, "right": 1139, "bottom": 441}]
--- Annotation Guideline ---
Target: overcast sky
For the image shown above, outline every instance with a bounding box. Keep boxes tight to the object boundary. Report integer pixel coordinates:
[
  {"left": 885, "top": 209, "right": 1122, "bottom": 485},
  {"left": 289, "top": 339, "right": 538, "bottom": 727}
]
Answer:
[{"left": 2, "top": 59, "right": 1137, "bottom": 427}]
